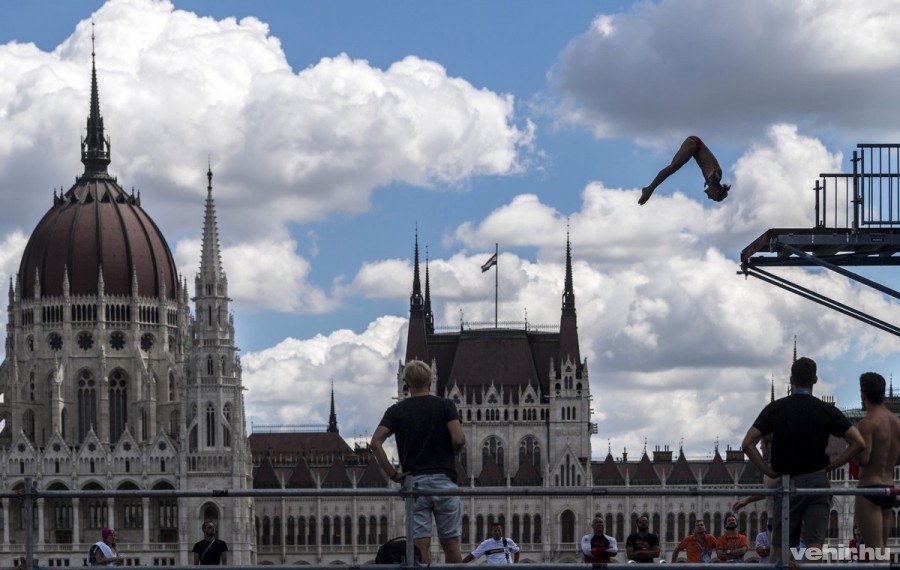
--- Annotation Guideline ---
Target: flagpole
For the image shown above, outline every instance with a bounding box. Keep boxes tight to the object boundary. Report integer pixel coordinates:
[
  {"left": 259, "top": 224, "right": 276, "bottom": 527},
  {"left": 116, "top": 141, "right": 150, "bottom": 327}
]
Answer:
[{"left": 494, "top": 243, "right": 498, "bottom": 328}]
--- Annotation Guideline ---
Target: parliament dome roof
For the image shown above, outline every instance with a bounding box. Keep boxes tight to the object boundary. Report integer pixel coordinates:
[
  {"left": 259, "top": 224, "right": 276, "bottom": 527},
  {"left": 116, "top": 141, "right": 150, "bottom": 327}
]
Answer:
[{"left": 17, "top": 50, "right": 177, "bottom": 301}]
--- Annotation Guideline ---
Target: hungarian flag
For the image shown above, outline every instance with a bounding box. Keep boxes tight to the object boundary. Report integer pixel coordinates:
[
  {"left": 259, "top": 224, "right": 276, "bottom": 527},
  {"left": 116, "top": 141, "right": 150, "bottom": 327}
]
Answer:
[{"left": 481, "top": 253, "right": 497, "bottom": 273}]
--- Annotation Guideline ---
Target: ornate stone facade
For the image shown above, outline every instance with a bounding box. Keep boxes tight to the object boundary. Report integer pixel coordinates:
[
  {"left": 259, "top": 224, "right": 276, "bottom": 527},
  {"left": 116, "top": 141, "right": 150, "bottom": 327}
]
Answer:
[{"left": 0, "top": 53, "right": 252, "bottom": 567}]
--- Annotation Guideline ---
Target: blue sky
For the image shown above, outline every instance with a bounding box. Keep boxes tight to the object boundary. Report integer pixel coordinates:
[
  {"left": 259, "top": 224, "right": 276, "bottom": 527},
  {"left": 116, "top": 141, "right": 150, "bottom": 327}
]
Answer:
[{"left": 3, "top": 0, "right": 900, "bottom": 458}]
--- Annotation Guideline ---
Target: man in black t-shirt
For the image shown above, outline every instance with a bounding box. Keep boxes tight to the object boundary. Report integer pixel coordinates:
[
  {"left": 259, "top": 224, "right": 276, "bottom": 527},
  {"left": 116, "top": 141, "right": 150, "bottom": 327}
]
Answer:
[
  {"left": 371, "top": 360, "right": 466, "bottom": 564},
  {"left": 192, "top": 520, "right": 228, "bottom": 565},
  {"left": 625, "top": 514, "right": 660, "bottom": 563},
  {"left": 741, "top": 356, "right": 864, "bottom": 563}
]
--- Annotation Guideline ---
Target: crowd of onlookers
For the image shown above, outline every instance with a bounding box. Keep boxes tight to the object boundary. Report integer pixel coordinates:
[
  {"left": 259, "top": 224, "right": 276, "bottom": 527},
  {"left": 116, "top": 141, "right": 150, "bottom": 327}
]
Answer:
[{"left": 370, "top": 358, "right": 899, "bottom": 565}]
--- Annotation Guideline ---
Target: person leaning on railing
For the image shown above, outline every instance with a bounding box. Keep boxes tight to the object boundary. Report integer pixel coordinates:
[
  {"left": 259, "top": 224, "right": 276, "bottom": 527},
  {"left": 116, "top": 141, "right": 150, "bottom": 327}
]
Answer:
[{"left": 741, "top": 356, "right": 865, "bottom": 564}]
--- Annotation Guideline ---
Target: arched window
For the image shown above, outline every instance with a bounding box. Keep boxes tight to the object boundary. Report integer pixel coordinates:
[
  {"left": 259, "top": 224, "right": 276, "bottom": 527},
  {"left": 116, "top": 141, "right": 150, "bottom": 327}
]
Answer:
[
  {"left": 308, "top": 516, "right": 317, "bottom": 545},
  {"left": 108, "top": 371, "right": 128, "bottom": 443},
  {"left": 286, "top": 517, "right": 295, "bottom": 546},
  {"left": 368, "top": 516, "right": 377, "bottom": 545},
  {"left": 616, "top": 513, "right": 625, "bottom": 541},
  {"left": 519, "top": 436, "right": 541, "bottom": 474},
  {"left": 322, "top": 516, "right": 331, "bottom": 545},
  {"left": 666, "top": 513, "right": 675, "bottom": 542},
  {"left": 261, "top": 517, "right": 271, "bottom": 546},
  {"left": 750, "top": 512, "right": 758, "bottom": 540},
  {"left": 273, "top": 516, "right": 282, "bottom": 546},
  {"left": 22, "top": 409, "right": 35, "bottom": 442},
  {"left": 77, "top": 371, "right": 97, "bottom": 443},
  {"left": 358, "top": 516, "right": 366, "bottom": 545},
  {"left": 205, "top": 403, "right": 216, "bottom": 447},
  {"left": 297, "top": 517, "right": 306, "bottom": 545},
  {"left": 679, "top": 513, "right": 687, "bottom": 540},
  {"left": 221, "top": 355, "right": 227, "bottom": 376},
  {"left": 476, "top": 515, "right": 484, "bottom": 542},
  {"left": 140, "top": 408, "right": 147, "bottom": 441},
  {"left": 168, "top": 373, "right": 176, "bottom": 402},
  {"left": 560, "top": 510, "right": 575, "bottom": 543},
  {"left": 828, "top": 510, "right": 839, "bottom": 539},
  {"left": 653, "top": 513, "right": 660, "bottom": 535},
  {"left": 344, "top": 516, "right": 352, "bottom": 546},
  {"left": 332, "top": 515, "right": 341, "bottom": 545},
  {"left": 222, "top": 403, "right": 232, "bottom": 448},
  {"left": 512, "top": 514, "right": 520, "bottom": 543},
  {"left": 169, "top": 411, "right": 179, "bottom": 441},
  {"left": 83, "top": 483, "right": 107, "bottom": 530},
  {"left": 533, "top": 514, "right": 541, "bottom": 544},
  {"left": 461, "top": 515, "right": 470, "bottom": 545},
  {"left": 714, "top": 513, "right": 722, "bottom": 535},
  {"left": 207, "top": 355, "right": 214, "bottom": 376},
  {"left": 379, "top": 515, "right": 388, "bottom": 544},
  {"left": 523, "top": 514, "right": 531, "bottom": 545},
  {"left": 482, "top": 436, "right": 505, "bottom": 475}
]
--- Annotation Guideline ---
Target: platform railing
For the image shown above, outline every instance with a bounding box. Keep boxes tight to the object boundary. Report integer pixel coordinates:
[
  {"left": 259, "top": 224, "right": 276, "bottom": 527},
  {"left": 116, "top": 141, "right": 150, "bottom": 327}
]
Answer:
[
  {"left": 815, "top": 144, "right": 900, "bottom": 230},
  {"left": 4, "top": 476, "right": 899, "bottom": 570}
]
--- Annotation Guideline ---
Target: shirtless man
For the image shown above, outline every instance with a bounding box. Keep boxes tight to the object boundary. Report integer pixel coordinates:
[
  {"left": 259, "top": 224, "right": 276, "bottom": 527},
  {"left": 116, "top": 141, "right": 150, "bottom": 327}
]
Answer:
[
  {"left": 855, "top": 372, "right": 900, "bottom": 551},
  {"left": 639, "top": 135, "right": 730, "bottom": 205}
]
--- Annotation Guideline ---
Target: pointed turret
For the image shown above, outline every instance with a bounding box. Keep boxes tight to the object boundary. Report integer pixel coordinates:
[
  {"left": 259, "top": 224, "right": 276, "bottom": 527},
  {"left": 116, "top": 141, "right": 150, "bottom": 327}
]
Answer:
[
  {"left": 405, "top": 230, "right": 429, "bottom": 363},
  {"left": 424, "top": 247, "right": 434, "bottom": 334},
  {"left": 327, "top": 381, "right": 338, "bottom": 433},
  {"left": 199, "top": 163, "right": 225, "bottom": 283},
  {"left": 80, "top": 27, "right": 111, "bottom": 177},
  {"left": 410, "top": 228, "right": 423, "bottom": 311},
  {"left": 558, "top": 229, "right": 581, "bottom": 370}
]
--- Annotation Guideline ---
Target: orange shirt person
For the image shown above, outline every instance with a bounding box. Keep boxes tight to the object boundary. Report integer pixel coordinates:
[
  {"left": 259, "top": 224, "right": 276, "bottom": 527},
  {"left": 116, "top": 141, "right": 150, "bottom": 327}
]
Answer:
[
  {"left": 639, "top": 135, "right": 730, "bottom": 205},
  {"left": 672, "top": 520, "right": 717, "bottom": 563},
  {"left": 715, "top": 513, "right": 749, "bottom": 563}
]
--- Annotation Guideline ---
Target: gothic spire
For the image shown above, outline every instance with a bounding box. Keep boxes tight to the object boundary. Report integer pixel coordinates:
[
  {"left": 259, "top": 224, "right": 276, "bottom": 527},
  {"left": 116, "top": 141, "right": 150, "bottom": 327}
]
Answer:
[
  {"left": 405, "top": 229, "right": 429, "bottom": 364},
  {"left": 199, "top": 162, "right": 225, "bottom": 282},
  {"left": 558, "top": 228, "right": 581, "bottom": 372},
  {"left": 327, "top": 381, "right": 338, "bottom": 433},
  {"left": 81, "top": 23, "right": 111, "bottom": 176},
  {"left": 424, "top": 246, "right": 434, "bottom": 333},
  {"left": 562, "top": 224, "right": 575, "bottom": 313},
  {"left": 410, "top": 227, "right": 423, "bottom": 310}
]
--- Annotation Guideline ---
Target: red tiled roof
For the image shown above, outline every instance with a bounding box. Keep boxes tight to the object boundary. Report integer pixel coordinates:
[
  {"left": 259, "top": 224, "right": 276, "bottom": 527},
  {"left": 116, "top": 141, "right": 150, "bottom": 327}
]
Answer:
[
  {"left": 630, "top": 453, "right": 661, "bottom": 486},
  {"left": 321, "top": 456, "right": 352, "bottom": 488},
  {"left": 592, "top": 453, "right": 625, "bottom": 486},
  {"left": 702, "top": 451, "right": 734, "bottom": 485},
  {"left": 253, "top": 456, "right": 282, "bottom": 489},
  {"left": 667, "top": 452, "right": 698, "bottom": 485},
  {"left": 286, "top": 455, "right": 317, "bottom": 489},
  {"left": 249, "top": 432, "right": 353, "bottom": 457},
  {"left": 444, "top": 331, "right": 541, "bottom": 403},
  {"left": 357, "top": 459, "right": 389, "bottom": 488}
]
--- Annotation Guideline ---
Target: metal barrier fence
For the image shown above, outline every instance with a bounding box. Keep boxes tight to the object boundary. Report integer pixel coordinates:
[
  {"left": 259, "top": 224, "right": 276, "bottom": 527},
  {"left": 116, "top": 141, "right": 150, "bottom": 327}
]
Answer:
[{"left": 3, "top": 476, "right": 899, "bottom": 570}]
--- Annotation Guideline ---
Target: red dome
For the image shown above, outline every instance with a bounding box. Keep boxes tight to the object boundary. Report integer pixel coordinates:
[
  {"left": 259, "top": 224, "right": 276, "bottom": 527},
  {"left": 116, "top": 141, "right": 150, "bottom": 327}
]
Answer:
[
  {"left": 18, "top": 177, "right": 178, "bottom": 300},
  {"left": 18, "top": 52, "right": 178, "bottom": 301}
]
